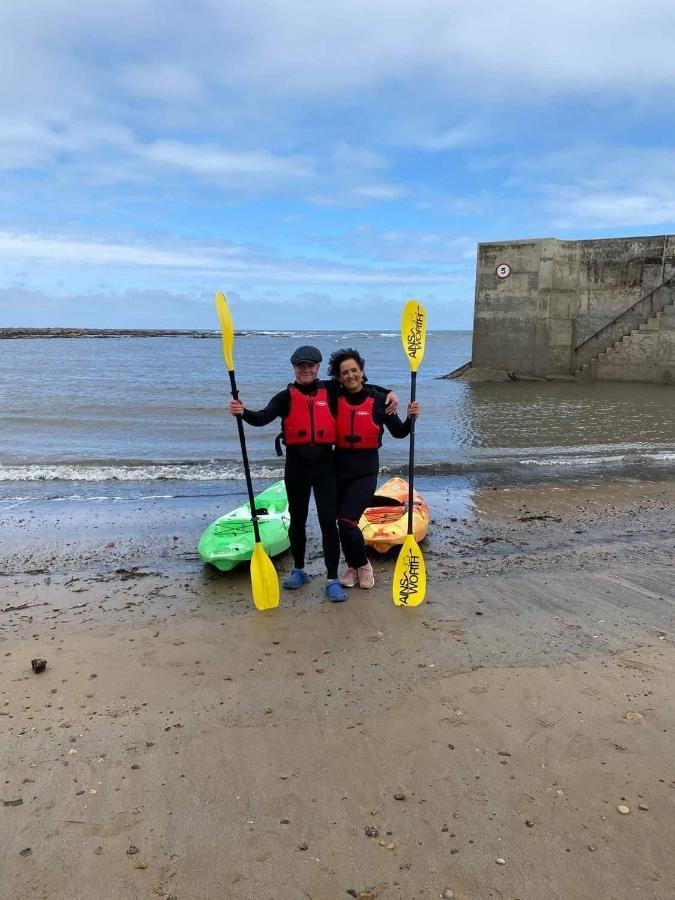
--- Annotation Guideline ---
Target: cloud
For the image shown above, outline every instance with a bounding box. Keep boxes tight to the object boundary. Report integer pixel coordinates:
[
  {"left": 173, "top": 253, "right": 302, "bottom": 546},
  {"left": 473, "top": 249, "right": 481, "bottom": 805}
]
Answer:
[
  {"left": 309, "top": 182, "right": 409, "bottom": 207},
  {"left": 332, "top": 142, "right": 388, "bottom": 171},
  {"left": 141, "top": 140, "right": 314, "bottom": 183},
  {"left": 351, "top": 183, "right": 408, "bottom": 201},
  {"left": 116, "top": 63, "right": 204, "bottom": 103},
  {"left": 411, "top": 123, "right": 486, "bottom": 152},
  {"left": 4, "top": 3, "right": 675, "bottom": 134},
  {"left": 510, "top": 145, "right": 675, "bottom": 230},
  {"left": 0, "top": 231, "right": 224, "bottom": 269},
  {"left": 0, "top": 229, "right": 470, "bottom": 286},
  {"left": 331, "top": 226, "right": 477, "bottom": 265},
  {"left": 0, "top": 282, "right": 475, "bottom": 330}
]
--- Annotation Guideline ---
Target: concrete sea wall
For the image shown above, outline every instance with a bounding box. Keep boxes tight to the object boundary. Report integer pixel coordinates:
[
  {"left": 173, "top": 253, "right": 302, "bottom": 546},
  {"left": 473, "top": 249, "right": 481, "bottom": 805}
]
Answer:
[{"left": 471, "top": 235, "right": 675, "bottom": 383}]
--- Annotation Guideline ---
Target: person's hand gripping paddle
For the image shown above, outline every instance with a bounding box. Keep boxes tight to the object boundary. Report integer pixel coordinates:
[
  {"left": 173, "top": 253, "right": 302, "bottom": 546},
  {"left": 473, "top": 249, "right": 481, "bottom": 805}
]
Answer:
[
  {"left": 393, "top": 299, "right": 428, "bottom": 607},
  {"left": 215, "top": 292, "right": 280, "bottom": 611}
]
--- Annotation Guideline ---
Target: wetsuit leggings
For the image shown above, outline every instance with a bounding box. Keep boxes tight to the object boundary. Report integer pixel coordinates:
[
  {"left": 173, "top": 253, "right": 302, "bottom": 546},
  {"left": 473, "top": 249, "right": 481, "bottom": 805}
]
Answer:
[
  {"left": 284, "top": 456, "right": 340, "bottom": 579},
  {"left": 337, "top": 472, "right": 378, "bottom": 569}
]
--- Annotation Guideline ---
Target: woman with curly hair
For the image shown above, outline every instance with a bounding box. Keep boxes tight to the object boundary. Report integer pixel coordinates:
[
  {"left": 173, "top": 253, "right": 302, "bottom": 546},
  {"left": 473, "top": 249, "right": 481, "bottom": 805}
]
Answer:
[{"left": 328, "top": 347, "right": 419, "bottom": 591}]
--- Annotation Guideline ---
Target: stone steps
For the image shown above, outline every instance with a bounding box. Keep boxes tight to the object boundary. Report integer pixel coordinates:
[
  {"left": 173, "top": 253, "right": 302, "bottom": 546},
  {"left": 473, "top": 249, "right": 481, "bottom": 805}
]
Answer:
[{"left": 576, "top": 301, "right": 675, "bottom": 383}]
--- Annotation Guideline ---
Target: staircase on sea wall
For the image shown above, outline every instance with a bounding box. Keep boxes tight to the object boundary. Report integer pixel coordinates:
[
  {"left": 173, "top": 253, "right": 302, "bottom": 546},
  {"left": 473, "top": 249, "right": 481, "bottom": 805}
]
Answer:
[{"left": 575, "top": 275, "right": 675, "bottom": 383}]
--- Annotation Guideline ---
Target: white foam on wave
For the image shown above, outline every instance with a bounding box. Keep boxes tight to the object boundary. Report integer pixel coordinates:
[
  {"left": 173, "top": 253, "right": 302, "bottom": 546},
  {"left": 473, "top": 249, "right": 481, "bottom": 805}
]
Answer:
[
  {"left": 0, "top": 463, "right": 284, "bottom": 482},
  {"left": 519, "top": 449, "right": 675, "bottom": 468},
  {"left": 520, "top": 454, "right": 626, "bottom": 467}
]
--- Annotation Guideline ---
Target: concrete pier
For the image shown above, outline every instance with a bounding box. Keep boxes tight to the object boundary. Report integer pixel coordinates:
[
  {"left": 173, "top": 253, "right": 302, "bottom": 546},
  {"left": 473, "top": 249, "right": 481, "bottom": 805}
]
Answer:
[{"left": 469, "top": 235, "right": 675, "bottom": 383}]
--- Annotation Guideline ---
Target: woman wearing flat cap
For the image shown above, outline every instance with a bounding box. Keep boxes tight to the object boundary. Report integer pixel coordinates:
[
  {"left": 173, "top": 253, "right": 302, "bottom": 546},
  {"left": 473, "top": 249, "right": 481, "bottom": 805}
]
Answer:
[{"left": 229, "top": 345, "right": 397, "bottom": 602}]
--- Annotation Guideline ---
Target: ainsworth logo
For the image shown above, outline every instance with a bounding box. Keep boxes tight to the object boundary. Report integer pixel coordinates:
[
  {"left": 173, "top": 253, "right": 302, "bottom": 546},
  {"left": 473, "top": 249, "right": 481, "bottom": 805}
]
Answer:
[
  {"left": 406, "top": 306, "right": 425, "bottom": 359},
  {"left": 398, "top": 546, "right": 421, "bottom": 604}
]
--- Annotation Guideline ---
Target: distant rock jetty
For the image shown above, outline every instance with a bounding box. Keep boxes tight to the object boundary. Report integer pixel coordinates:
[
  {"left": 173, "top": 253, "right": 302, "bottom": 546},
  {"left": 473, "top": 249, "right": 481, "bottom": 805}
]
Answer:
[{"left": 1, "top": 328, "right": 223, "bottom": 339}]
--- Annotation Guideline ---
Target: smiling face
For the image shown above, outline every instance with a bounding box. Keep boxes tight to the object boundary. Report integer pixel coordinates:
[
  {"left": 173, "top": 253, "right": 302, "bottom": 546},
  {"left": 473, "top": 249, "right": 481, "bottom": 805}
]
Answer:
[
  {"left": 293, "top": 361, "right": 320, "bottom": 385},
  {"left": 338, "top": 357, "right": 364, "bottom": 393}
]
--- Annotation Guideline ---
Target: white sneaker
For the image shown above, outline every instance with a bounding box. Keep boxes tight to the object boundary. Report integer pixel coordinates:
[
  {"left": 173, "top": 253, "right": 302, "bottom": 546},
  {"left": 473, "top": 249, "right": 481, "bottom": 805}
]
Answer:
[
  {"left": 357, "top": 561, "right": 374, "bottom": 590},
  {"left": 340, "top": 567, "right": 358, "bottom": 588}
]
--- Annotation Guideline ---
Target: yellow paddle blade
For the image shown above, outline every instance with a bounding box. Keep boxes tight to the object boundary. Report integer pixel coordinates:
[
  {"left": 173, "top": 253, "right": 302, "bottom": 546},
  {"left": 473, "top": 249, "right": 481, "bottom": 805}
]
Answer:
[
  {"left": 215, "top": 291, "right": 235, "bottom": 371},
  {"left": 400, "top": 299, "right": 427, "bottom": 372},
  {"left": 250, "top": 541, "right": 280, "bottom": 610},
  {"left": 392, "top": 533, "right": 426, "bottom": 607}
]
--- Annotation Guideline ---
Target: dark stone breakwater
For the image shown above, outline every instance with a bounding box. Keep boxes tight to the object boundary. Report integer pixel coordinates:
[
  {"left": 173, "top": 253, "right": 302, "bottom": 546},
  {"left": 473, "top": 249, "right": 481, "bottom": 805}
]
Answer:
[{"left": 0, "top": 328, "right": 224, "bottom": 339}]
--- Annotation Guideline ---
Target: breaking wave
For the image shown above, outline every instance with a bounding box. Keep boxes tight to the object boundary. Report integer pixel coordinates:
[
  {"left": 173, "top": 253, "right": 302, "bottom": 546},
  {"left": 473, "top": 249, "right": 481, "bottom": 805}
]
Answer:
[{"left": 0, "top": 460, "right": 284, "bottom": 482}]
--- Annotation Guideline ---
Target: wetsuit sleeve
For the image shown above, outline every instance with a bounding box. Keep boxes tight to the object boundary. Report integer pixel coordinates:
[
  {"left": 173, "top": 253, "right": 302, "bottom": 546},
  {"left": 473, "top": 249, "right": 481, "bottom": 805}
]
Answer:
[
  {"left": 372, "top": 391, "right": 411, "bottom": 438},
  {"left": 241, "top": 390, "right": 288, "bottom": 426},
  {"left": 382, "top": 412, "right": 411, "bottom": 438},
  {"left": 322, "top": 379, "right": 339, "bottom": 415}
]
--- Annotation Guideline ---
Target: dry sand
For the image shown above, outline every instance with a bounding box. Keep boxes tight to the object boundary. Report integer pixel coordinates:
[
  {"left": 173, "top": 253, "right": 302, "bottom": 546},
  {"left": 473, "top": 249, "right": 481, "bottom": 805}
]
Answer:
[{"left": 1, "top": 479, "right": 674, "bottom": 900}]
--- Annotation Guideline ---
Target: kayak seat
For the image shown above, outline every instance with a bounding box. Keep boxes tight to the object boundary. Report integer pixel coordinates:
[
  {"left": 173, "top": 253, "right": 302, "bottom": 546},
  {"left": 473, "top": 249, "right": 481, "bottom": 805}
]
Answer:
[
  {"left": 213, "top": 521, "right": 252, "bottom": 535},
  {"left": 363, "top": 506, "right": 406, "bottom": 525},
  {"left": 370, "top": 495, "right": 403, "bottom": 507}
]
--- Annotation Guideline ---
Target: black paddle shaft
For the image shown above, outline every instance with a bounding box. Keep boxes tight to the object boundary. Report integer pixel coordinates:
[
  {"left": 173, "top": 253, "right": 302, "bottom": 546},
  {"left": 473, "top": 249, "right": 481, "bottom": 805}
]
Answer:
[
  {"left": 228, "top": 369, "right": 262, "bottom": 543},
  {"left": 407, "top": 371, "right": 417, "bottom": 535}
]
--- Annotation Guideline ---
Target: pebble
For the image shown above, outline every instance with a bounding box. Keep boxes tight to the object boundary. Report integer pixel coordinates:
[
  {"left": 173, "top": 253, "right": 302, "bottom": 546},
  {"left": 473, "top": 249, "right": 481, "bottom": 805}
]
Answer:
[
  {"left": 20, "top": 848, "right": 33, "bottom": 857},
  {"left": 496, "top": 857, "right": 506, "bottom": 865},
  {"left": 525, "top": 819, "right": 534, "bottom": 827},
  {"left": 363, "top": 825, "right": 379, "bottom": 838},
  {"left": 617, "top": 805, "right": 630, "bottom": 815},
  {"left": 638, "top": 803, "right": 649, "bottom": 811},
  {"left": 393, "top": 792, "right": 406, "bottom": 801},
  {"left": 441, "top": 891, "right": 454, "bottom": 899},
  {"left": 588, "top": 844, "right": 597, "bottom": 852}
]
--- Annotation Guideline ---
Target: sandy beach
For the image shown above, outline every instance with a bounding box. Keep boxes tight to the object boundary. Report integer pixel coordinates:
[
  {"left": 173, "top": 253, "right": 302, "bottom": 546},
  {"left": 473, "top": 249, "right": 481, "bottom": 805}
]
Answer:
[{"left": 1, "top": 479, "right": 674, "bottom": 900}]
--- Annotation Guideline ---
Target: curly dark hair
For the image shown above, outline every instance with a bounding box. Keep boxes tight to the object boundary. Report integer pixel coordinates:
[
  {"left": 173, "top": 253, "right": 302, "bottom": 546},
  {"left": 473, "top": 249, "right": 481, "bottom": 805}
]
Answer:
[{"left": 327, "top": 347, "right": 368, "bottom": 381}]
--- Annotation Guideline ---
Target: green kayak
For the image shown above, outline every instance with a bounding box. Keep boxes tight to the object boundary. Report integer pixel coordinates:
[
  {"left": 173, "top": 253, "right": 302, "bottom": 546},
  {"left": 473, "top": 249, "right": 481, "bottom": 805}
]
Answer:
[{"left": 198, "top": 480, "right": 290, "bottom": 572}]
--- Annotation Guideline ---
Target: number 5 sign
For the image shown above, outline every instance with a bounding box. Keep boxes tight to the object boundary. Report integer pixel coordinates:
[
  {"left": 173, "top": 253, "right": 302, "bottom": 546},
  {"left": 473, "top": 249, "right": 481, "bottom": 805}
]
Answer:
[{"left": 496, "top": 263, "right": 511, "bottom": 279}]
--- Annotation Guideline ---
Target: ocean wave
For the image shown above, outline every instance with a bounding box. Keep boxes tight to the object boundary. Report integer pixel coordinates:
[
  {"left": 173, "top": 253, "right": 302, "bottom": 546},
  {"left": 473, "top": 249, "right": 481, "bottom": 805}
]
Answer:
[
  {"left": 2, "top": 446, "right": 673, "bottom": 484},
  {"left": 381, "top": 448, "right": 675, "bottom": 477},
  {"left": 518, "top": 454, "right": 627, "bottom": 467},
  {"left": 0, "top": 462, "right": 284, "bottom": 482}
]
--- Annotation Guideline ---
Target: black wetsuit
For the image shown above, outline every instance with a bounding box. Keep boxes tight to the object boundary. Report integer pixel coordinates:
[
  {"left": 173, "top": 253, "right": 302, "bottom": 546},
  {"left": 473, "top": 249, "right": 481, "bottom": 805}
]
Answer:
[
  {"left": 240, "top": 379, "right": 391, "bottom": 579},
  {"left": 334, "top": 387, "right": 411, "bottom": 569}
]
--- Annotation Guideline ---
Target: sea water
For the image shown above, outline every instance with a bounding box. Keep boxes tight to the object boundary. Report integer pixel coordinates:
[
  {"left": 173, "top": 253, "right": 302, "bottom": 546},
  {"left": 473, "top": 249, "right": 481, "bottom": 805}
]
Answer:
[{"left": 1, "top": 332, "right": 674, "bottom": 512}]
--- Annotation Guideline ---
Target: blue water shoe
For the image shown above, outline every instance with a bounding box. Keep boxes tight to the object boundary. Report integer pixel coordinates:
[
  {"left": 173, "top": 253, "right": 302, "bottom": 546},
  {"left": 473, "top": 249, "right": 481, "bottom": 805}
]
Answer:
[
  {"left": 282, "top": 568, "right": 310, "bottom": 590},
  {"left": 325, "top": 579, "right": 347, "bottom": 602}
]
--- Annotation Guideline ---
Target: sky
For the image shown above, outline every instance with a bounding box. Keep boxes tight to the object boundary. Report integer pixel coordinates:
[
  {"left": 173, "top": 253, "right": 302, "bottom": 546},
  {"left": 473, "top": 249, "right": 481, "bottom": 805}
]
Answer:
[{"left": 2, "top": 1, "right": 675, "bottom": 330}]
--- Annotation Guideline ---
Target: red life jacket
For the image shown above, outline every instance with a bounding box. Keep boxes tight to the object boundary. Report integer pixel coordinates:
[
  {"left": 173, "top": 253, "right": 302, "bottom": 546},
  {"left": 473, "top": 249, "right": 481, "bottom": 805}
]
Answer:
[
  {"left": 335, "top": 395, "right": 382, "bottom": 450},
  {"left": 282, "top": 385, "right": 336, "bottom": 446}
]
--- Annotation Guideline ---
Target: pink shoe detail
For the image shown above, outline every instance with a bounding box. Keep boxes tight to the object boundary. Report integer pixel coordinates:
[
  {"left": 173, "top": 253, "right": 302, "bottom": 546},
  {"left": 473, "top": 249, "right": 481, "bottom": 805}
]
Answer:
[
  {"left": 340, "top": 567, "right": 358, "bottom": 588},
  {"left": 357, "top": 561, "right": 374, "bottom": 590}
]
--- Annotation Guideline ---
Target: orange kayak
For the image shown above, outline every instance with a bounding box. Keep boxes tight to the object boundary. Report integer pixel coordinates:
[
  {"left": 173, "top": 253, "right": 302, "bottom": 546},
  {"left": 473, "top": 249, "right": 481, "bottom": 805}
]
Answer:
[{"left": 358, "top": 476, "right": 429, "bottom": 553}]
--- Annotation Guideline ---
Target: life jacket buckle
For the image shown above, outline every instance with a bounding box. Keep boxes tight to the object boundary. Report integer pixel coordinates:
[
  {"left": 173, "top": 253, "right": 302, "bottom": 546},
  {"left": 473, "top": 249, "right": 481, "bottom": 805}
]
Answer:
[{"left": 274, "top": 432, "right": 284, "bottom": 457}]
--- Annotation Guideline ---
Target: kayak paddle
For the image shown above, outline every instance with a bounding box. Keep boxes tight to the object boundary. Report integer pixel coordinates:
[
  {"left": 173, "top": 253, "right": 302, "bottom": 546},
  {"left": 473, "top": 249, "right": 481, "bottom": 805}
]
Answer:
[
  {"left": 214, "top": 291, "right": 280, "bottom": 611},
  {"left": 393, "top": 299, "right": 428, "bottom": 607}
]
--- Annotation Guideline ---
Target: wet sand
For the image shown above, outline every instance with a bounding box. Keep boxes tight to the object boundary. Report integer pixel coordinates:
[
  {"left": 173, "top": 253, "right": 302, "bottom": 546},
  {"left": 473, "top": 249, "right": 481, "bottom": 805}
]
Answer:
[{"left": 1, "top": 479, "right": 674, "bottom": 899}]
